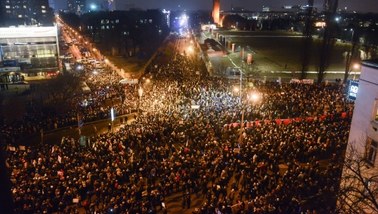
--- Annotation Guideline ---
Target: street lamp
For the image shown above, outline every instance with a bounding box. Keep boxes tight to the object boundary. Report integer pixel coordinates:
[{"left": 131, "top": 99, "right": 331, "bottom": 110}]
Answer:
[
  {"left": 187, "top": 45, "right": 194, "bottom": 54},
  {"left": 343, "top": 28, "right": 358, "bottom": 83},
  {"left": 138, "top": 86, "right": 143, "bottom": 116},
  {"left": 351, "top": 63, "right": 361, "bottom": 80},
  {"left": 240, "top": 91, "right": 261, "bottom": 129}
]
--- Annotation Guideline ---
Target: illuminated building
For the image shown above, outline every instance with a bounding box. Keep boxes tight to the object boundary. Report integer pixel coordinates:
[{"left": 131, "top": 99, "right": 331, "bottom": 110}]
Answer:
[
  {"left": 0, "top": 26, "right": 59, "bottom": 79},
  {"left": 342, "top": 59, "right": 378, "bottom": 213},
  {"left": 0, "top": 0, "right": 53, "bottom": 26},
  {"left": 67, "top": 0, "right": 86, "bottom": 14},
  {"left": 348, "top": 60, "right": 378, "bottom": 166},
  {"left": 212, "top": 0, "right": 220, "bottom": 24}
]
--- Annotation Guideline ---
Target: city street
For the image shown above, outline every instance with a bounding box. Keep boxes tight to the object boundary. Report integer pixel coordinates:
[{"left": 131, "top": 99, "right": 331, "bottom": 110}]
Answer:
[{"left": 2, "top": 2, "right": 374, "bottom": 213}]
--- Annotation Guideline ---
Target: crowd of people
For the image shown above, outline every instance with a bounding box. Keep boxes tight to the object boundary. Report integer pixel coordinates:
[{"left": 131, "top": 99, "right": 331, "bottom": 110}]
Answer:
[{"left": 3, "top": 36, "right": 355, "bottom": 213}]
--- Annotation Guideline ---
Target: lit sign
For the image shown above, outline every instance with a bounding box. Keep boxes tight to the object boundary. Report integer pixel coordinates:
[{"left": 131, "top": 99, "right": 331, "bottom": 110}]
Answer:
[
  {"left": 0, "top": 26, "right": 58, "bottom": 39},
  {"left": 315, "top": 21, "right": 326, "bottom": 28},
  {"left": 348, "top": 81, "right": 359, "bottom": 100}
]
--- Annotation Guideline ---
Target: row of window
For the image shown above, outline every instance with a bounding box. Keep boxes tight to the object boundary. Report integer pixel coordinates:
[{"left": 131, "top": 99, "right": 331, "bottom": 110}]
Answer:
[
  {"left": 4, "top": 4, "right": 46, "bottom": 9},
  {"left": 99, "top": 19, "right": 154, "bottom": 25}
]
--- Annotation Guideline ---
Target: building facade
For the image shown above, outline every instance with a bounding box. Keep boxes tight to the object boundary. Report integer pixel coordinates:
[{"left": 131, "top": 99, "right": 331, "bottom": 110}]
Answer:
[
  {"left": 348, "top": 60, "right": 378, "bottom": 166},
  {"left": 0, "top": 0, "right": 53, "bottom": 26},
  {"left": 0, "top": 26, "right": 59, "bottom": 81},
  {"left": 341, "top": 59, "right": 378, "bottom": 213},
  {"left": 67, "top": 0, "right": 86, "bottom": 14},
  {"left": 80, "top": 10, "right": 169, "bottom": 57}
]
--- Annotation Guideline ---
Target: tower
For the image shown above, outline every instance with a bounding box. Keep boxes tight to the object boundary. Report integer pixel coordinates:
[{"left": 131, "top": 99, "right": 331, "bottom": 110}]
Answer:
[{"left": 212, "top": 0, "right": 220, "bottom": 24}]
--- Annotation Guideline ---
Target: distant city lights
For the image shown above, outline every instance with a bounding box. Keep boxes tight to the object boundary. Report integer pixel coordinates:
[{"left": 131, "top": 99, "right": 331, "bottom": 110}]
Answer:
[{"left": 179, "top": 14, "right": 189, "bottom": 27}]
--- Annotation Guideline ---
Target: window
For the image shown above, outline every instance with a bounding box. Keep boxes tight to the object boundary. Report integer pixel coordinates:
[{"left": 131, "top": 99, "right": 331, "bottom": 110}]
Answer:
[{"left": 367, "top": 139, "right": 377, "bottom": 165}]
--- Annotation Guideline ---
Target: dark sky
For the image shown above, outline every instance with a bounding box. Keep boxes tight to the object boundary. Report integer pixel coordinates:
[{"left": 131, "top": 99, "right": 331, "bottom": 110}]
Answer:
[{"left": 54, "top": 0, "right": 378, "bottom": 13}]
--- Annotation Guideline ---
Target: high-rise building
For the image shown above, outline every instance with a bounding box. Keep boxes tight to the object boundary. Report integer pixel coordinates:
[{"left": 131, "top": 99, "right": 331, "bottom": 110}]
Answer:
[
  {"left": 212, "top": 0, "right": 220, "bottom": 25},
  {"left": 0, "top": 0, "right": 53, "bottom": 26},
  {"left": 67, "top": 0, "right": 86, "bottom": 14}
]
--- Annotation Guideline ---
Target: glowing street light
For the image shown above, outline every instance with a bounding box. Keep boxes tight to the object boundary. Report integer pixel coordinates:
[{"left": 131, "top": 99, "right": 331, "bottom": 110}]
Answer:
[
  {"left": 352, "top": 63, "right": 360, "bottom": 70},
  {"left": 187, "top": 45, "right": 194, "bottom": 54},
  {"left": 233, "top": 86, "right": 240, "bottom": 93},
  {"left": 248, "top": 92, "right": 261, "bottom": 103},
  {"left": 90, "top": 3, "right": 97, "bottom": 10},
  {"left": 352, "top": 63, "right": 361, "bottom": 80},
  {"left": 138, "top": 86, "right": 144, "bottom": 116}
]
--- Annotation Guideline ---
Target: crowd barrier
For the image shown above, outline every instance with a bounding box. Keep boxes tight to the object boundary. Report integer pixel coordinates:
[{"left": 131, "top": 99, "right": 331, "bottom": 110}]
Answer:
[{"left": 225, "top": 112, "right": 352, "bottom": 128}]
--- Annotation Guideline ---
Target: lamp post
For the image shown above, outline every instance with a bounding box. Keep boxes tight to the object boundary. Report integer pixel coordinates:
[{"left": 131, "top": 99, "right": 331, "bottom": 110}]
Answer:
[
  {"left": 343, "top": 28, "right": 358, "bottom": 83},
  {"left": 351, "top": 63, "right": 361, "bottom": 80},
  {"left": 138, "top": 86, "right": 143, "bottom": 116}
]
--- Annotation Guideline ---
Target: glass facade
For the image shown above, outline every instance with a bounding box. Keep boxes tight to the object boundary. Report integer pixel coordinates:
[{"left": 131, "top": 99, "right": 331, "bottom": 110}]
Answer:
[{"left": 0, "top": 26, "right": 59, "bottom": 76}]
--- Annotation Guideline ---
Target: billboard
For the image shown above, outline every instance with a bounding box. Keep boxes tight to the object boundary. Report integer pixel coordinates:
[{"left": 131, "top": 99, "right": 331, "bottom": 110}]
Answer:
[{"left": 348, "top": 80, "right": 359, "bottom": 101}]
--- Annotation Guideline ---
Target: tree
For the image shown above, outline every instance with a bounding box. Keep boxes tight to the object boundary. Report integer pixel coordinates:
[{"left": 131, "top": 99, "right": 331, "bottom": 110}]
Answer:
[
  {"left": 300, "top": 0, "right": 314, "bottom": 79},
  {"left": 337, "top": 143, "right": 378, "bottom": 213},
  {"left": 318, "top": 0, "right": 338, "bottom": 84}
]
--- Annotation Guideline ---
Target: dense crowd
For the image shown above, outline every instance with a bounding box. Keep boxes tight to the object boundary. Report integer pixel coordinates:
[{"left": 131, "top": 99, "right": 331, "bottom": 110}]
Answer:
[{"left": 4, "top": 37, "right": 354, "bottom": 213}]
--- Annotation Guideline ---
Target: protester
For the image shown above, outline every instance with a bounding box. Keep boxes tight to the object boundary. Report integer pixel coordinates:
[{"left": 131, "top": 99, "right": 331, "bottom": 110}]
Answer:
[{"left": 3, "top": 38, "right": 353, "bottom": 213}]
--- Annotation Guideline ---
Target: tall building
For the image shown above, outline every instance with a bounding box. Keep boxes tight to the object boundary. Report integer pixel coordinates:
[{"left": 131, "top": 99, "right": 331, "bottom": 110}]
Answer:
[
  {"left": 343, "top": 59, "right": 378, "bottom": 212},
  {"left": 0, "top": 0, "right": 53, "bottom": 26},
  {"left": 67, "top": 0, "right": 86, "bottom": 14},
  {"left": 212, "top": 0, "right": 220, "bottom": 24}
]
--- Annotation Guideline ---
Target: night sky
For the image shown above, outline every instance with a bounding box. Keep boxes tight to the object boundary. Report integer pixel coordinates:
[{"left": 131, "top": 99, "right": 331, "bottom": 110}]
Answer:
[{"left": 53, "top": 0, "right": 378, "bottom": 13}]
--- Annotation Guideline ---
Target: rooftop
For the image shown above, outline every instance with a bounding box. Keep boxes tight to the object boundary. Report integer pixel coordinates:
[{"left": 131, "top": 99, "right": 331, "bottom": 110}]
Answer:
[{"left": 362, "top": 59, "right": 378, "bottom": 69}]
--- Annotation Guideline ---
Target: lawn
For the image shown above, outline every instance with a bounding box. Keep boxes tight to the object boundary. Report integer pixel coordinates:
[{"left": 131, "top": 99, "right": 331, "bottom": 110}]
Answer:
[{"left": 216, "top": 30, "right": 352, "bottom": 72}]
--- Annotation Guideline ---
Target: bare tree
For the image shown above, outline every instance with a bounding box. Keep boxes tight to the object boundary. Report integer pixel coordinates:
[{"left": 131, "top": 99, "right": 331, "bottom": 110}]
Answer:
[
  {"left": 318, "top": 0, "right": 338, "bottom": 83},
  {"left": 343, "top": 28, "right": 359, "bottom": 84},
  {"left": 300, "top": 0, "right": 314, "bottom": 79},
  {"left": 337, "top": 143, "right": 378, "bottom": 213}
]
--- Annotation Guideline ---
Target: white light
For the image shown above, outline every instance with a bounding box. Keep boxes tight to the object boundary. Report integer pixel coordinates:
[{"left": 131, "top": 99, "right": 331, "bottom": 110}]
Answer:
[
  {"left": 111, "top": 107, "right": 115, "bottom": 121},
  {"left": 90, "top": 4, "right": 97, "bottom": 10},
  {"left": 187, "top": 46, "right": 194, "bottom": 54},
  {"left": 179, "top": 14, "right": 188, "bottom": 27}
]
